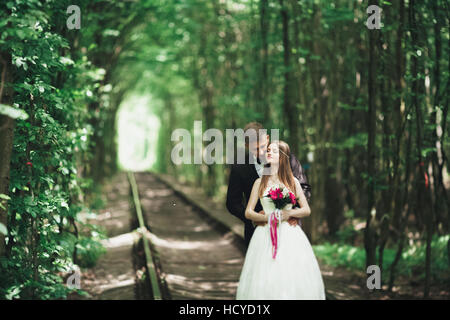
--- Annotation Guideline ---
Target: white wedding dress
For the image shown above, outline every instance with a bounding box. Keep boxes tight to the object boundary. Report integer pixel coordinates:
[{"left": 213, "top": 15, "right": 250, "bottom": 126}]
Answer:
[{"left": 236, "top": 184, "right": 326, "bottom": 300}]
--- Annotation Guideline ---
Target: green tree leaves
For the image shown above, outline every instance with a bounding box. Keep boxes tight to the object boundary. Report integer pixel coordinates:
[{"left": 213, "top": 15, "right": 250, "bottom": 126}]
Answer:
[{"left": 0, "top": 0, "right": 104, "bottom": 299}]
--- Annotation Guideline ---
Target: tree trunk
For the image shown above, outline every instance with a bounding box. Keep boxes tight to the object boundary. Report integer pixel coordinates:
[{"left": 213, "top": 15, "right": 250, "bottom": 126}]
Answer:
[
  {"left": 0, "top": 51, "right": 15, "bottom": 257},
  {"left": 259, "top": 0, "right": 270, "bottom": 124},
  {"left": 409, "top": 0, "right": 434, "bottom": 298},
  {"left": 388, "top": 0, "right": 406, "bottom": 290},
  {"left": 364, "top": 0, "right": 379, "bottom": 269},
  {"left": 279, "top": 0, "right": 298, "bottom": 155}
]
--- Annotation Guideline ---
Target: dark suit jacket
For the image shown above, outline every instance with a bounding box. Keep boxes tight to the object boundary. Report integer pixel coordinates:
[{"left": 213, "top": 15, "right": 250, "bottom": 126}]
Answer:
[{"left": 226, "top": 152, "right": 311, "bottom": 248}]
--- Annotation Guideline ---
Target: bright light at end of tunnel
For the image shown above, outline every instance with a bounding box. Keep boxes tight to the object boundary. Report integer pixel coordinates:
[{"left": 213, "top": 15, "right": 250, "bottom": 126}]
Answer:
[{"left": 117, "top": 95, "right": 160, "bottom": 172}]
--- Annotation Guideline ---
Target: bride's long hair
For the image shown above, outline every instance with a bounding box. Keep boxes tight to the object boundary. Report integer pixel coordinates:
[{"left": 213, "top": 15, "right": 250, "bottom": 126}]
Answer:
[{"left": 258, "top": 140, "right": 296, "bottom": 197}]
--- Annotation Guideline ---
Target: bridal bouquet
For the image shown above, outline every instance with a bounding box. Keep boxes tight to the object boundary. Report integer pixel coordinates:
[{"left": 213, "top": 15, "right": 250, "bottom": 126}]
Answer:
[
  {"left": 265, "top": 186, "right": 297, "bottom": 208},
  {"left": 264, "top": 186, "right": 298, "bottom": 259}
]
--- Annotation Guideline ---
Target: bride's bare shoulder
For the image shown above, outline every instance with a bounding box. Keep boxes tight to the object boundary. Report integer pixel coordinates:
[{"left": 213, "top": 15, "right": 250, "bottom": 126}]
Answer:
[{"left": 251, "top": 178, "right": 262, "bottom": 193}]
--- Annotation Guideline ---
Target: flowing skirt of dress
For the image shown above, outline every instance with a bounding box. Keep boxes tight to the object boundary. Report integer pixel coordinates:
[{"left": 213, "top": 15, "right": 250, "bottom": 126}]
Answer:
[{"left": 236, "top": 221, "right": 326, "bottom": 300}]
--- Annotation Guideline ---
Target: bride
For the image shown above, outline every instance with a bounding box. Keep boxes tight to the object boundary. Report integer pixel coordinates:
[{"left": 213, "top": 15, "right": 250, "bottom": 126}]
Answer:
[{"left": 236, "top": 140, "right": 326, "bottom": 300}]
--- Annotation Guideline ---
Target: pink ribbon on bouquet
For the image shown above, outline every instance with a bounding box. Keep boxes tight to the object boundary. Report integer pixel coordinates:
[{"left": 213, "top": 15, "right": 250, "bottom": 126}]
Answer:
[{"left": 269, "top": 209, "right": 281, "bottom": 259}]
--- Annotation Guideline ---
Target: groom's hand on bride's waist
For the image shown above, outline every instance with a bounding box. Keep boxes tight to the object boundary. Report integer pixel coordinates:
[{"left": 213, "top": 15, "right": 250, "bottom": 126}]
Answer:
[{"left": 288, "top": 217, "right": 299, "bottom": 227}]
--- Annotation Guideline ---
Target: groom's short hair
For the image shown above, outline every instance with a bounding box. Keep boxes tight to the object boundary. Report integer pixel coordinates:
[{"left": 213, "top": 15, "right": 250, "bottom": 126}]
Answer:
[{"left": 244, "top": 122, "right": 266, "bottom": 146}]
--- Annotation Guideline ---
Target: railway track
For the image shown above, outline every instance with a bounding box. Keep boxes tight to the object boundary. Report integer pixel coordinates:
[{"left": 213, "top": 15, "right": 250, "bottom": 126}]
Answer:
[{"left": 130, "top": 172, "right": 245, "bottom": 300}]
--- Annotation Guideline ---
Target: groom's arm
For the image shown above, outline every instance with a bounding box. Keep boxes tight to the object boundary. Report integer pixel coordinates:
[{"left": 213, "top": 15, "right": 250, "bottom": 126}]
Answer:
[
  {"left": 226, "top": 165, "right": 247, "bottom": 223},
  {"left": 290, "top": 154, "right": 311, "bottom": 201}
]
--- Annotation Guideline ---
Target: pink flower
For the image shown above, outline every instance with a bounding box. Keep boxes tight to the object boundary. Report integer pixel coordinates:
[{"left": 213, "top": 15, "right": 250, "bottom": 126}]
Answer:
[
  {"left": 289, "top": 192, "right": 297, "bottom": 205},
  {"left": 269, "top": 188, "right": 282, "bottom": 200},
  {"left": 269, "top": 189, "right": 280, "bottom": 200}
]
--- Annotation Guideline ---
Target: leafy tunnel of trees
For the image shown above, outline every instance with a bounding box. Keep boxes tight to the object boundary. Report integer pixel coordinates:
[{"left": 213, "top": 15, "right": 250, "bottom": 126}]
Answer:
[{"left": 0, "top": 0, "right": 448, "bottom": 299}]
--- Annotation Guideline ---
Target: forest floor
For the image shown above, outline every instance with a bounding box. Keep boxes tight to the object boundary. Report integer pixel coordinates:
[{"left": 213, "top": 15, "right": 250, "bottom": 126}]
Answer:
[{"left": 69, "top": 173, "right": 139, "bottom": 299}]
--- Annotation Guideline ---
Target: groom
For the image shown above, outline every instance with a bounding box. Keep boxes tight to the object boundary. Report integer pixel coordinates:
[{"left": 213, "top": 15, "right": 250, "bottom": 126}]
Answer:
[{"left": 226, "top": 122, "right": 312, "bottom": 249}]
